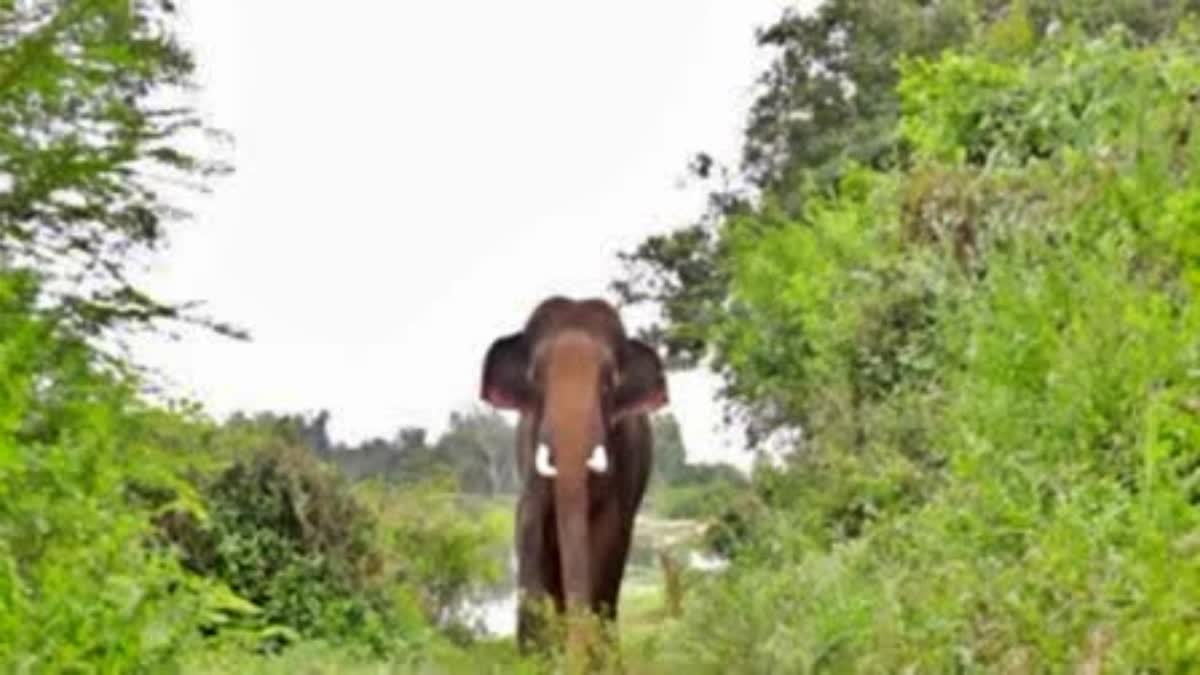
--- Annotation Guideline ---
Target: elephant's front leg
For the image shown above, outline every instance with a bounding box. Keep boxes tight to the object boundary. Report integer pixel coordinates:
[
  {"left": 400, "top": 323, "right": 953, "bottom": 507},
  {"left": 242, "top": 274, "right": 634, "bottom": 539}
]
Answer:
[
  {"left": 515, "top": 479, "right": 559, "bottom": 652},
  {"left": 581, "top": 499, "right": 631, "bottom": 671},
  {"left": 589, "top": 499, "right": 631, "bottom": 623}
]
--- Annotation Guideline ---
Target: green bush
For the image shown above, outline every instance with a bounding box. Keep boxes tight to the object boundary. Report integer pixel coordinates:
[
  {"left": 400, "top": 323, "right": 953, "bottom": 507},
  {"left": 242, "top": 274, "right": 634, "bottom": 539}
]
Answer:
[
  {"left": 164, "top": 443, "right": 410, "bottom": 654},
  {"left": 353, "top": 478, "right": 508, "bottom": 634},
  {"left": 652, "top": 21, "right": 1200, "bottom": 672},
  {"left": 0, "top": 270, "right": 511, "bottom": 670},
  {"left": 653, "top": 479, "right": 744, "bottom": 521},
  {"left": 0, "top": 271, "right": 211, "bottom": 672},
  {"left": 158, "top": 438, "right": 513, "bottom": 658}
]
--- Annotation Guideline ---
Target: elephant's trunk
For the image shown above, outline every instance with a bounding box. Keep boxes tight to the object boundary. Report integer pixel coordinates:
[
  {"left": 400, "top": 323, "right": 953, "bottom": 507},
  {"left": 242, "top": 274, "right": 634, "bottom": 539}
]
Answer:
[
  {"left": 548, "top": 412, "right": 596, "bottom": 667},
  {"left": 552, "top": 447, "right": 591, "bottom": 607},
  {"left": 542, "top": 336, "right": 605, "bottom": 663}
]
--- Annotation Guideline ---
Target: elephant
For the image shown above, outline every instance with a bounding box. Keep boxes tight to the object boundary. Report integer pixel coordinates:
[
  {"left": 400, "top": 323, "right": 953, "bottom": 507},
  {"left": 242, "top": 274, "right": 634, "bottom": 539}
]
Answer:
[{"left": 478, "top": 296, "right": 668, "bottom": 658}]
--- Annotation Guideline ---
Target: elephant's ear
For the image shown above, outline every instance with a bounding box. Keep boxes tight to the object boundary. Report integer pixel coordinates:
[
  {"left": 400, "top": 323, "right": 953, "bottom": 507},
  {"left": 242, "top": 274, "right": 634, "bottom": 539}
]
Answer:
[
  {"left": 481, "top": 332, "right": 536, "bottom": 411},
  {"left": 613, "top": 338, "right": 668, "bottom": 421}
]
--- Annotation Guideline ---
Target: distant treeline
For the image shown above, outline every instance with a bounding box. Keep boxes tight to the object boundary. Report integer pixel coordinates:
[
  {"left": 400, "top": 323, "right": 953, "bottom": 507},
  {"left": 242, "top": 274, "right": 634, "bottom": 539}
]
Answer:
[{"left": 221, "top": 407, "right": 745, "bottom": 496}]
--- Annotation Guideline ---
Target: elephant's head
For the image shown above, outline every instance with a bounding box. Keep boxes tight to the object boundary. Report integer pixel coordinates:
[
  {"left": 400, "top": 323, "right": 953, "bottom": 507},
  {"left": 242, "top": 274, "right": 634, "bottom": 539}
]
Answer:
[{"left": 478, "top": 296, "right": 667, "bottom": 614}]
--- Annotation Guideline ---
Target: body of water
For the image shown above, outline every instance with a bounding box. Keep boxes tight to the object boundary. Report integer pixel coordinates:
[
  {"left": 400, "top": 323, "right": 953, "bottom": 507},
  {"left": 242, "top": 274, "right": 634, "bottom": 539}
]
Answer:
[{"left": 460, "top": 546, "right": 729, "bottom": 637}]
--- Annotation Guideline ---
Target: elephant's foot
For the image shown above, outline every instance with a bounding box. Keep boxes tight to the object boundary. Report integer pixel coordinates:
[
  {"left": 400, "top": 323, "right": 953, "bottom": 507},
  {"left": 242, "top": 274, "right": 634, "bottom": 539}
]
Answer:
[{"left": 515, "top": 592, "right": 559, "bottom": 655}]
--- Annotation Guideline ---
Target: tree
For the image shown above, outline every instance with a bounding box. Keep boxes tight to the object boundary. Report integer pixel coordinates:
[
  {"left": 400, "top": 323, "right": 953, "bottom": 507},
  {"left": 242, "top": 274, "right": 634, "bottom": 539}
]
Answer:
[
  {"left": 650, "top": 413, "right": 687, "bottom": 484},
  {"left": 0, "top": 0, "right": 237, "bottom": 339},
  {"left": 298, "top": 409, "right": 332, "bottom": 455},
  {"left": 612, "top": 0, "right": 1200, "bottom": 445},
  {"left": 246, "top": 407, "right": 520, "bottom": 495},
  {"left": 396, "top": 427, "right": 428, "bottom": 453},
  {"left": 614, "top": 0, "right": 976, "bottom": 365},
  {"left": 434, "top": 407, "right": 519, "bottom": 495}
]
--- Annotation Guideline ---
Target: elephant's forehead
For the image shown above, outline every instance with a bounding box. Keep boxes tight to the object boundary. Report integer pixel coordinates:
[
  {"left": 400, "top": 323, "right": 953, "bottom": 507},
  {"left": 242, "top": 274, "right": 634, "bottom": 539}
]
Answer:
[
  {"left": 524, "top": 296, "right": 625, "bottom": 341},
  {"left": 532, "top": 329, "right": 613, "bottom": 369}
]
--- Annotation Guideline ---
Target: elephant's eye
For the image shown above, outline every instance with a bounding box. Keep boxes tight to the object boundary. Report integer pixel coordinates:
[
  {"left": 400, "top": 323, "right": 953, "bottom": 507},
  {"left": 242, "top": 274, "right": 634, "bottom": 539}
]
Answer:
[{"left": 602, "top": 373, "right": 616, "bottom": 396}]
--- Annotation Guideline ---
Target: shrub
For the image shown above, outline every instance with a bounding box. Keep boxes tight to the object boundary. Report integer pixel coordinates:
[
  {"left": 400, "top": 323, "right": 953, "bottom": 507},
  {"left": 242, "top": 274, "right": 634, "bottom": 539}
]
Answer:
[
  {"left": 0, "top": 271, "right": 210, "bottom": 672},
  {"left": 353, "top": 477, "right": 509, "bottom": 633},
  {"left": 657, "top": 21, "right": 1200, "bottom": 671},
  {"left": 163, "top": 442, "right": 425, "bottom": 655}
]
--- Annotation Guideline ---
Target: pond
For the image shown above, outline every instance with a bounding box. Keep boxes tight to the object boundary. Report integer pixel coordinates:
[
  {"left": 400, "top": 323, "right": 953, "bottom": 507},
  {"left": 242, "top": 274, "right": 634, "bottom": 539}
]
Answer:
[
  {"left": 462, "top": 587, "right": 519, "bottom": 637},
  {"left": 458, "top": 544, "right": 729, "bottom": 637}
]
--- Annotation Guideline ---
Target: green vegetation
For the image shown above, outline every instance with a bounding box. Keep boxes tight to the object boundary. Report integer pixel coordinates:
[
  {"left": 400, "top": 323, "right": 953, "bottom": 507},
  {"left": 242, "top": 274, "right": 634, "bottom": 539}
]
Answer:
[
  {"left": 0, "top": 3, "right": 523, "bottom": 671},
  {"left": 0, "top": 0, "right": 238, "bottom": 337},
  {"left": 611, "top": 4, "right": 1200, "bottom": 671},
  {"left": 0, "top": 268, "right": 520, "bottom": 670},
  {"left": 8, "top": 0, "right": 1200, "bottom": 672},
  {"left": 0, "top": 270, "right": 207, "bottom": 672},
  {"left": 217, "top": 408, "right": 521, "bottom": 495}
]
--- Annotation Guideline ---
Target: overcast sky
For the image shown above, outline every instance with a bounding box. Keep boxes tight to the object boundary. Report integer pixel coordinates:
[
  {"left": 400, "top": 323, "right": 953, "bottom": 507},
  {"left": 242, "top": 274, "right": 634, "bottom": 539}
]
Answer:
[{"left": 133, "top": 1, "right": 814, "bottom": 471}]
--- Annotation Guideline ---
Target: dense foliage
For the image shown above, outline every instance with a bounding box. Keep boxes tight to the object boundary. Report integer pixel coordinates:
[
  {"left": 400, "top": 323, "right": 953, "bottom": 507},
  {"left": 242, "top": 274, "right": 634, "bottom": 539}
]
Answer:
[
  {"left": 13, "top": 0, "right": 1200, "bottom": 672},
  {"left": 615, "top": 0, "right": 1200, "bottom": 443},
  {"left": 643, "top": 15, "right": 1200, "bottom": 672},
  {"left": 0, "top": 269, "right": 211, "bottom": 671},
  {"left": 0, "top": 269, "right": 514, "bottom": 670},
  {"left": 0, "top": 5, "right": 513, "bottom": 670},
  {"left": 0, "top": 0, "right": 237, "bottom": 337}
]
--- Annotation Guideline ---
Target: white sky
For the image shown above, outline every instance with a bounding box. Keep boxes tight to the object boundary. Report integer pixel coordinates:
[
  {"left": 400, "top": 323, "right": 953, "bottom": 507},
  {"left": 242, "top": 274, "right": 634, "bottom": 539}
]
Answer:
[{"left": 133, "top": 1, "right": 815, "bottom": 472}]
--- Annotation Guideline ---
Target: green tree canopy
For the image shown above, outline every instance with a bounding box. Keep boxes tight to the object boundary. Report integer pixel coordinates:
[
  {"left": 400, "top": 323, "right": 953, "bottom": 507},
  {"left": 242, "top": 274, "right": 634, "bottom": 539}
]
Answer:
[
  {"left": 0, "top": 0, "right": 235, "bottom": 338},
  {"left": 613, "top": 0, "right": 1200, "bottom": 445}
]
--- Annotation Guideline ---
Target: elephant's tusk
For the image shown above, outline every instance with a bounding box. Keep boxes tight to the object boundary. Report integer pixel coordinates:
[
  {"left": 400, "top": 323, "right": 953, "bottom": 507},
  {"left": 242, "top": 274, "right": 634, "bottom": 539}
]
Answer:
[
  {"left": 587, "top": 445, "right": 609, "bottom": 474},
  {"left": 535, "top": 443, "right": 558, "bottom": 478}
]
